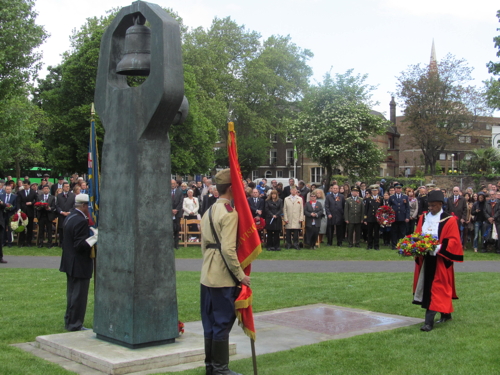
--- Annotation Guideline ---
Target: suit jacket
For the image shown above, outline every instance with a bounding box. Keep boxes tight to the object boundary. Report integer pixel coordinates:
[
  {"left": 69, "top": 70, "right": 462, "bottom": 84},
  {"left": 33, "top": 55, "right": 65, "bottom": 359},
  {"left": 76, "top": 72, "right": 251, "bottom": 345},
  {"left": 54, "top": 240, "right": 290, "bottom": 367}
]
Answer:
[
  {"left": 171, "top": 187, "right": 184, "bottom": 219},
  {"left": 248, "top": 197, "right": 265, "bottom": 218},
  {"left": 304, "top": 201, "right": 323, "bottom": 228},
  {"left": 325, "top": 193, "right": 345, "bottom": 225},
  {"left": 0, "top": 192, "right": 18, "bottom": 219},
  {"left": 484, "top": 201, "right": 500, "bottom": 223},
  {"left": 388, "top": 194, "right": 410, "bottom": 221},
  {"left": 445, "top": 196, "right": 467, "bottom": 221},
  {"left": 0, "top": 200, "right": 5, "bottom": 228},
  {"left": 59, "top": 209, "right": 93, "bottom": 279},
  {"left": 265, "top": 199, "right": 283, "bottom": 231},
  {"left": 17, "top": 188, "right": 38, "bottom": 218},
  {"left": 56, "top": 192, "right": 76, "bottom": 224},
  {"left": 283, "top": 195, "right": 303, "bottom": 229},
  {"left": 344, "top": 196, "right": 364, "bottom": 224},
  {"left": 364, "top": 195, "right": 383, "bottom": 223},
  {"left": 417, "top": 194, "right": 428, "bottom": 216},
  {"left": 51, "top": 183, "right": 64, "bottom": 196},
  {"left": 36, "top": 193, "right": 57, "bottom": 221},
  {"left": 200, "top": 194, "right": 218, "bottom": 217}
]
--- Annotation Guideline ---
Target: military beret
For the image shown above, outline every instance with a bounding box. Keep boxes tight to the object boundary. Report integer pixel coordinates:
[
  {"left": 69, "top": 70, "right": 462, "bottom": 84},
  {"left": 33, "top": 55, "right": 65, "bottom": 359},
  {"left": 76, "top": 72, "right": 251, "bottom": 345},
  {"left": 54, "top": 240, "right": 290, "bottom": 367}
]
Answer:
[
  {"left": 215, "top": 168, "right": 232, "bottom": 185},
  {"left": 427, "top": 190, "right": 444, "bottom": 203}
]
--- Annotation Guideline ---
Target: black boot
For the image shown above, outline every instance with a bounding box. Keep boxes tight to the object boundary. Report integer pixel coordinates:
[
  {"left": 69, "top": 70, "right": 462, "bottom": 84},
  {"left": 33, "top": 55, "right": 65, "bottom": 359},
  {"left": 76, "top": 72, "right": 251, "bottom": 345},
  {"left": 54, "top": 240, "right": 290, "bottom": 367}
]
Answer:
[
  {"left": 436, "top": 313, "right": 452, "bottom": 324},
  {"left": 204, "top": 338, "right": 213, "bottom": 375},
  {"left": 212, "top": 340, "right": 241, "bottom": 375},
  {"left": 420, "top": 309, "right": 437, "bottom": 332}
]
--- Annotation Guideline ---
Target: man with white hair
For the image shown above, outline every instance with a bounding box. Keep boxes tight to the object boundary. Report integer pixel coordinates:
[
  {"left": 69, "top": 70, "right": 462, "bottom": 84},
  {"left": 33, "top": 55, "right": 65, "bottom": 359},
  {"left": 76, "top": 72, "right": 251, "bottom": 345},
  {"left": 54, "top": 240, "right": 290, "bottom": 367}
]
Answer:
[{"left": 59, "top": 194, "right": 98, "bottom": 331}]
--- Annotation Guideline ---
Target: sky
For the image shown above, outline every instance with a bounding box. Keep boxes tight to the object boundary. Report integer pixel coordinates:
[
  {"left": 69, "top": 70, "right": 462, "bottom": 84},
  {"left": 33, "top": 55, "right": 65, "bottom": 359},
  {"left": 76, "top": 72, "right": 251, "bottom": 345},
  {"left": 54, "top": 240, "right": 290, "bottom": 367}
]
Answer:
[{"left": 33, "top": 0, "right": 500, "bottom": 116}]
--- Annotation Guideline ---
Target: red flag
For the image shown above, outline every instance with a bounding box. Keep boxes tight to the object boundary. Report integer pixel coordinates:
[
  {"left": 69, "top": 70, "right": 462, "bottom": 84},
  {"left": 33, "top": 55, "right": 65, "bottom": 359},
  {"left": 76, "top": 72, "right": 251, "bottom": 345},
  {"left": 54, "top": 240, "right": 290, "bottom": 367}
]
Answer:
[{"left": 227, "top": 121, "right": 262, "bottom": 340}]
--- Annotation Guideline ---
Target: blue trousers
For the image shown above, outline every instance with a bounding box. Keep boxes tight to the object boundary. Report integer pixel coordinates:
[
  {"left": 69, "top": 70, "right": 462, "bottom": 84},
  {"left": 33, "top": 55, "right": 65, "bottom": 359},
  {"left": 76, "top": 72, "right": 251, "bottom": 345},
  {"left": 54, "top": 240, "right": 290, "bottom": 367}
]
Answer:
[{"left": 201, "top": 284, "right": 237, "bottom": 341}]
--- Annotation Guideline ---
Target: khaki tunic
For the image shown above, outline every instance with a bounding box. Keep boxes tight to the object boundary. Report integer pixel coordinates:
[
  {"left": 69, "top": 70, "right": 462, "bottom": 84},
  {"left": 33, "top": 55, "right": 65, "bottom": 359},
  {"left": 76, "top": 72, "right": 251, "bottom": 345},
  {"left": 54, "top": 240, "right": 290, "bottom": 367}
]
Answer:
[
  {"left": 344, "top": 197, "right": 364, "bottom": 224},
  {"left": 200, "top": 198, "right": 245, "bottom": 287},
  {"left": 283, "top": 195, "right": 304, "bottom": 229}
]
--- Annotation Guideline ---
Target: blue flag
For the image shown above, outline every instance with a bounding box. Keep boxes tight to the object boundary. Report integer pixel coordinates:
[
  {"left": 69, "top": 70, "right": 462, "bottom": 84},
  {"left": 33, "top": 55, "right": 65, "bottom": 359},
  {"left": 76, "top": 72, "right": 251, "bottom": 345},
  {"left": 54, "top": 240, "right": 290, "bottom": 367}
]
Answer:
[{"left": 88, "top": 115, "right": 100, "bottom": 227}]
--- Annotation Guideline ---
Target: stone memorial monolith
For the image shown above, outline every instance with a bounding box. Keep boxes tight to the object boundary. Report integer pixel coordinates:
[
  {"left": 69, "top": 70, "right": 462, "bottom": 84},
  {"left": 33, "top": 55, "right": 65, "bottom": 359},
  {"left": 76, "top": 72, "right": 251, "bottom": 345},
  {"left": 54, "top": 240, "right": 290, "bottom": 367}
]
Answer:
[{"left": 93, "top": 1, "right": 188, "bottom": 348}]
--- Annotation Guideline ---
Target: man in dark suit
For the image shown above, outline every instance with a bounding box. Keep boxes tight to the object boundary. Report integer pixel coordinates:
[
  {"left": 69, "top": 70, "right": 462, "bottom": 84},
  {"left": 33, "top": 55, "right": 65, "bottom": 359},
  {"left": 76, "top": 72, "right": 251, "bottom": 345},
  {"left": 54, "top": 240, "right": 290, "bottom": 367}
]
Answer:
[
  {"left": 1, "top": 185, "right": 17, "bottom": 247},
  {"left": 445, "top": 186, "right": 467, "bottom": 238},
  {"left": 171, "top": 179, "right": 184, "bottom": 249},
  {"left": 17, "top": 180, "right": 38, "bottom": 247},
  {"left": 304, "top": 192, "right": 323, "bottom": 249},
  {"left": 388, "top": 183, "right": 410, "bottom": 249},
  {"left": 282, "top": 178, "right": 296, "bottom": 200},
  {"left": 59, "top": 194, "right": 97, "bottom": 331},
  {"left": 36, "top": 184, "right": 57, "bottom": 248},
  {"left": 56, "top": 182, "right": 76, "bottom": 247},
  {"left": 0, "top": 194, "right": 6, "bottom": 263},
  {"left": 345, "top": 186, "right": 364, "bottom": 248},
  {"left": 200, "top": 186, "right": 219, "bottom": 217},
  {"left": 248, "top": 188, "right": 265, "bottom": 218},
  {"left": 51, "top": 176, "right": 65, "bottom": 196},
  {"left": 325, "top": 184, "right": 346, "bottom": 246}
]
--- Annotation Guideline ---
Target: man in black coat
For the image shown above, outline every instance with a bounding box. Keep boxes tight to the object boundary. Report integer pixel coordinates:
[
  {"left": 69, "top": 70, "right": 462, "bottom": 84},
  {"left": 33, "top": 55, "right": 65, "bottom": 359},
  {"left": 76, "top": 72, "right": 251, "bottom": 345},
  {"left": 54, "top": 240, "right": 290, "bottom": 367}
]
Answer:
[
  {"left": 325, "top": 184, "right": 346, "bottom": 246},
  {"left": 51, "top": 176, "right": 65, "bottom": 196},
  {"left": 0, "top": 196, "right": 6, "bottom": 263},
  {"left": 388, "top": 183, "right": 410, "bottom": 249},
  {"left": 36, "top": 184, "right": 57, "bottom": 248},
  {"left": 171, "top": 179, "right": 184, "bottom": 249},
  {"left": 59, "top": 194, "right": 97, "bottom": 331},
  {"left": 445, "top": 186, "right": 467, "bottom": 236},
  {"left": 363, "top": 185, "right": 383, "bottom": 250},
  {"left": 1, "top": 185, "right": 17, "bottom": 247},
  {"left": 248, "top": 189, "right": 265, "bottom": 218},
  {"left": 55, "top": 182, "right": 76, "bottom": 247},
  {"left": 200, "top": 186, "right": 219, "bottom": 217},
  {"left": 17, "top": 180, "right": 38, "bottom": 247}
]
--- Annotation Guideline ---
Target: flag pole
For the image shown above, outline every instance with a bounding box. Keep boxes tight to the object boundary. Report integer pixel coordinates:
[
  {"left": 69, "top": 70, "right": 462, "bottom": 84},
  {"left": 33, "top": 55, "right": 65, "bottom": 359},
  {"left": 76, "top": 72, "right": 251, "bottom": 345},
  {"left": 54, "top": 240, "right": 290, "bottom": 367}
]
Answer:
[{"left": 251, "top": 338, "right": 258, "bottom": 375}]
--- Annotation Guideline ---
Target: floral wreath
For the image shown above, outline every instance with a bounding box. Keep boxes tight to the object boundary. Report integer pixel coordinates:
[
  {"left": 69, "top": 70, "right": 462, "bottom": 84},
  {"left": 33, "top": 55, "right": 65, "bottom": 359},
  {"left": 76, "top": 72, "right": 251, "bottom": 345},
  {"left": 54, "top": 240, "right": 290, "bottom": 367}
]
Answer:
[
  {"left": 376, "top": 205, "right": 395, "bottom": 227},
  {"left": 11, "top": 210, "right": 29, "bottom": 233},
  {"left": 397, "top": 232, "right": 439, "bottom": 257}
]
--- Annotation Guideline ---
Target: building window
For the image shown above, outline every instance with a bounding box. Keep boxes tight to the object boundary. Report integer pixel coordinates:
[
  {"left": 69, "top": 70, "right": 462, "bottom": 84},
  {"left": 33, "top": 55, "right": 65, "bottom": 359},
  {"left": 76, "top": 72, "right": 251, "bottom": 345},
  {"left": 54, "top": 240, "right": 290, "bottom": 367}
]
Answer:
[
  {"left": 458, "top": 136, "right": 471, "bottom": 143},
  {"left": 269, "top": 149, "right": 277, "bottom": 165},
  {"left": 276, "top": 170, "right": 283, "bottom": 178},
  {"left": 252, "top": 170, "right": 259, "bottom": 181},
  {"left": 270, "top": 134, "right": 278, "bottom": 143},
  {"left": 286, "top": 149, "right": 294, "bottom": 166},
  {"left": 183, "top": 174, "right": 190, "bottom": 181},
  {"left": 439, "top": 153, "right": 446, "bottom": 160},
  {"left": 286, "top": 134, "right": 293, "bottom": 143},
  {"left": 171, "top": 174, "right": 177, "bottom": 180},
  {"left": 310, "top": 167, "right": 323, "bottom": 183},
  {"left": 265, "top": 170, "right": 273, "bottom": 179},
  {"left": 289, "top": 170, "right": 295, "bottom": 178}
]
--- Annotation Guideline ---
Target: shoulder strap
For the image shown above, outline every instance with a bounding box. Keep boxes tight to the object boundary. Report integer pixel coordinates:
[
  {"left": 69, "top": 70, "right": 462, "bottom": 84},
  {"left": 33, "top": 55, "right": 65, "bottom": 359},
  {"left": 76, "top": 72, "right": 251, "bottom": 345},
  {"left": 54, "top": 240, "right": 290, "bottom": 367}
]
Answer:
[{"left": 208, "top": 206, "right": 240, "bottom": 285}]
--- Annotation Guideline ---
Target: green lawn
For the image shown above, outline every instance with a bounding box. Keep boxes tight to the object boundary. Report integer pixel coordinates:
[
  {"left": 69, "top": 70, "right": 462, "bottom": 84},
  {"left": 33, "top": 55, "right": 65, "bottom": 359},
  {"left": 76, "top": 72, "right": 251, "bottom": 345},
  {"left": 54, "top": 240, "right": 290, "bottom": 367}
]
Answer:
[
  {"left": 1, "top": 269, "right": 499, "bottom": 374},
  {"left": 5, "top": 242, "right": 500, "bottom": 261}
]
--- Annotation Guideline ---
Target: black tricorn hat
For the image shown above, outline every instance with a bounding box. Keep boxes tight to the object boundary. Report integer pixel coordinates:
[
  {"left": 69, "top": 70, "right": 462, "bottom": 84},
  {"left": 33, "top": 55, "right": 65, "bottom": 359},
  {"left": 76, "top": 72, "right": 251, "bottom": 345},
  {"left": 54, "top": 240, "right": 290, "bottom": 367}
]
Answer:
[{"left": 428, "top": 190, "right": 445, "bottom": 203}]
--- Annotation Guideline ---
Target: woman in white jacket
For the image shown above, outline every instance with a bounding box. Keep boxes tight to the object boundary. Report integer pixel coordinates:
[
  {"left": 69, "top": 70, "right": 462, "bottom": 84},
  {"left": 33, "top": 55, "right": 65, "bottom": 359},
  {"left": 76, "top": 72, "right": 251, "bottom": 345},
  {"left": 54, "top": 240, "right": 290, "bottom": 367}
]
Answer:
[{"left": 183, "top": 189, "right": 200, "bottom": 241}]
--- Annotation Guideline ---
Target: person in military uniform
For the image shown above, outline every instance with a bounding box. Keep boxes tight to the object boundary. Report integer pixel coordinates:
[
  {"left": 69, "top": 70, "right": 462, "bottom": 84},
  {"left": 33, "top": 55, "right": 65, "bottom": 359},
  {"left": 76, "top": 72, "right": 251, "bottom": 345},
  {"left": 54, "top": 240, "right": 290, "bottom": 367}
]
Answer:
[
  {"left": 363, "top": 185, "right": 382, "bottom": 250},
  {"left": 200, "top": 168, "right": 250, "bottom": 375},
  {"left": 344, "top": 186, "right": 364, "bottom": 248},
  {"left": 388, "top": 183, "right": 410, "bottom": 249}
]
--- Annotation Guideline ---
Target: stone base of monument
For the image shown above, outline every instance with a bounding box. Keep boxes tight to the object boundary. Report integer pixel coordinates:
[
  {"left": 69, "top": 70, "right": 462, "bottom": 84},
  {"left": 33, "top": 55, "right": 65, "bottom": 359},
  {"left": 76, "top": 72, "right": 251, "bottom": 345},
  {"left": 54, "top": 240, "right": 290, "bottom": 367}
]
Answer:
[{"left": 32, "top": 330, "right": 235, "bottom": 375}]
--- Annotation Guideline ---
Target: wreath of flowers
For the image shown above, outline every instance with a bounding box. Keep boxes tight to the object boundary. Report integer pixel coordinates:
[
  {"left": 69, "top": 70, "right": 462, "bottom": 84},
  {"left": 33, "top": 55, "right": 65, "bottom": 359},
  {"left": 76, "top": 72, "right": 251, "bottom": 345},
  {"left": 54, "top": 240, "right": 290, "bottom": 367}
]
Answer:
[
  {"left": 254, "top": 216, "right": 266, "bottom": 231},
  {"left": 4, "top": 203, "right": 15, "bottom": 212},
  {"left": 11, "top": 210, "right": 29, "bottom": 233},
  {"left": 397, "top": 232, "right": 440, "bottom": 257},
  {"left": 178, "top": 320, "right": 185, "bottom": 335},
  {"left": 376, "top": 205, "right": 395, "bottom": 227},
  {"left": 35, "top": 202, "right": 49, "bottom": 209}
]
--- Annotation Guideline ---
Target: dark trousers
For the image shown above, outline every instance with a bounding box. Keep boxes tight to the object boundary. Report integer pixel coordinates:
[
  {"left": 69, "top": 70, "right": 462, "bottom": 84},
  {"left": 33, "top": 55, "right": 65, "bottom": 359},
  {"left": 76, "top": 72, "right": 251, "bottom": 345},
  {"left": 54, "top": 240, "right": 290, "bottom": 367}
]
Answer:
[
  {"left": 305, "top": 225, "right": 319, "bottom": 247},
  {"left": 173, "top": 218, "right": 180, "bottom": 248},
  {"left": 19, "top": 215, "right": 35, "bottom": 245},
  {"left": 37, "top": 215, "right": 53, "bottom": 245},
  {"left": 200, "top": 285, "right": 237, "bottom": 341},
  {"left": 391, "top": 221, "right": 406, "bottom": 248},
  {"left": 327, "top": 224, "right": 344, "bottom": 245},
  {"left": 4, "top": 217, "right": 12, "bottom": 245},
  {"left": 366, "top": 222, "right": 380, "bottom": 249},
  {"left": 57, "top": 216, "right": 67, "bottom": 246},
  {"left": 286, "top": 229, "right": 300, "bottom": 247},
  {"left": 0, "top": 228, "right": 4, "bottom": 260},
  {"left": 382, "top": 228, "right": 391, "bottom": 245},
  {"left": 406, "top": 219, "right": 417, "bottom": 235},
  {"left": 347, "top": 223, "right": 361, "bottom": 246},
  {"left": 266, "top": 230, "right": 281, "bottom": 249},
  {"left": 65, "top": 274, "right": 91, "bottom": 331}
]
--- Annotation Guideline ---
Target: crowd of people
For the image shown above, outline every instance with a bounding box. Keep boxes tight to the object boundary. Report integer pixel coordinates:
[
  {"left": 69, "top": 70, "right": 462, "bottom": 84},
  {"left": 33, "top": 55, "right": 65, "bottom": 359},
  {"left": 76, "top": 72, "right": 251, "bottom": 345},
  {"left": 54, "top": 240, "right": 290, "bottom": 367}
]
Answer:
[{"left": 0, "top": 173, "right": 90, "bottom": 264}]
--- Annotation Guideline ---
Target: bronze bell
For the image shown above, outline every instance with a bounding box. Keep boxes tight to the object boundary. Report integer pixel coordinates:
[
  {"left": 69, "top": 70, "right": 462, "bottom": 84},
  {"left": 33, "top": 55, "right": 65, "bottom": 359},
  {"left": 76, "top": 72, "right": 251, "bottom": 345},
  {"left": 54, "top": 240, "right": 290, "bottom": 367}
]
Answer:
[{"left": 116, "top": 15, "right": 151, "bottom": 76}]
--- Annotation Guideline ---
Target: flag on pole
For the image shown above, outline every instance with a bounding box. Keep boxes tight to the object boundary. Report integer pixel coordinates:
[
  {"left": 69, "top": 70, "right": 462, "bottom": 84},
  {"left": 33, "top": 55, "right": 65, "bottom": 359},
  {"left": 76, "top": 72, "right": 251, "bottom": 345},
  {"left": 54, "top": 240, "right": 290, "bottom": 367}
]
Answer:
[
  {"left": 227, "top": 121, "right": 262, "bottom": 340},
  {"left": 88, "top": 103, "right": 100, "bottom": 227}
]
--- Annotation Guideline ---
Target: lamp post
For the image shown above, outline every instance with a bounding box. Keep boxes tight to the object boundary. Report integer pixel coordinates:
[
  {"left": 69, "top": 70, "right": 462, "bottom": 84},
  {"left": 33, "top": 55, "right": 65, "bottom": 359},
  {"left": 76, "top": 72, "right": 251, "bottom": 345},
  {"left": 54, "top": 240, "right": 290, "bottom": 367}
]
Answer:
[{"left": 451, "top": 153, "right": 455, "bottom": 173}]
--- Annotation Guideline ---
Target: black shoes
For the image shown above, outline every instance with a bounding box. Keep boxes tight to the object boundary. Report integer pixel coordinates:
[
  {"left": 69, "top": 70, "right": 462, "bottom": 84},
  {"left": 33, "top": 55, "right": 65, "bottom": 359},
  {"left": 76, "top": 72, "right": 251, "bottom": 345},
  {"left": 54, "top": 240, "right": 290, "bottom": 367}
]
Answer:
[
  {"left": 420, "top": 310, "right": 437, "bottom": 332},
  {"left": 436, "top": 313, "right": 452, "bottom": 324}
]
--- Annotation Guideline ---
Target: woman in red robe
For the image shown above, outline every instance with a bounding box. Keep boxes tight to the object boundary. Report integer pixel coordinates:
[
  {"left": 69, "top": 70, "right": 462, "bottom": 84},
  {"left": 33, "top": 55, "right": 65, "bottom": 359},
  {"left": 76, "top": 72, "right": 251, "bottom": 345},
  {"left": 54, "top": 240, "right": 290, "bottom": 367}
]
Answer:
[{"left": 412, "top": 190, "right": 463, "bottom": 332}]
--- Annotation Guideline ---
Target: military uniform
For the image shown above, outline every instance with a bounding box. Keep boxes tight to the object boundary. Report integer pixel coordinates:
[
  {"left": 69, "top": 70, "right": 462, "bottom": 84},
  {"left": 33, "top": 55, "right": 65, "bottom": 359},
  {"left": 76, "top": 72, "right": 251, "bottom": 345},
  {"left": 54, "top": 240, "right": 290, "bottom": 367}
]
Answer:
[
  {"left": 388, "top": 185, "right": 410, "bottom": 249},
  {"left": 344, "top": 191, "right": 364, "bottom": 247},
  {"left": 200, "top": 168, "right": 244, "bottom": 375},
  {"left": 364, "top": 188, "right": 382, "bottom": 250}
]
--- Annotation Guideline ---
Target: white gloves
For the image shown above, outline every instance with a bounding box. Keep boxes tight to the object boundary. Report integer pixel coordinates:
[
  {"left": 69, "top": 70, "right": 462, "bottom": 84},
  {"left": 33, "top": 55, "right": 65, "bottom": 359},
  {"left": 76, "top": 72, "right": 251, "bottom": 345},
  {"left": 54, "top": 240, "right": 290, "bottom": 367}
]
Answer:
[
  {"left": 430, "top": 244, "right": 441, "bottom": 256},
  {"left": 86, "top": 227, "right": 98, "bottom": 247}
]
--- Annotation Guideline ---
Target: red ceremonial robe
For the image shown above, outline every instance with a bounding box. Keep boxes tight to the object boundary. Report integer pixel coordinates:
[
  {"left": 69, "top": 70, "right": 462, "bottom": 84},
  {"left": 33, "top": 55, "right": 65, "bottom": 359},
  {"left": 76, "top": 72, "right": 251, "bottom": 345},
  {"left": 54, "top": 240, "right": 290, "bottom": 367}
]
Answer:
[{"left": 412, "top": 211, "right": 463, "bottom": 313}]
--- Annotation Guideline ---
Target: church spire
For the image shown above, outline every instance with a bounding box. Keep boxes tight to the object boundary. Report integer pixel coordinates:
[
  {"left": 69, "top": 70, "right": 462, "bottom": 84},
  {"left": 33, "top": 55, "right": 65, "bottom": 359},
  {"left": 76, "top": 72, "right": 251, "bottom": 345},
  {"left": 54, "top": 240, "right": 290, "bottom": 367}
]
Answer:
[{"left": 429, "top": 39, "right": 437, "bottom": 72}]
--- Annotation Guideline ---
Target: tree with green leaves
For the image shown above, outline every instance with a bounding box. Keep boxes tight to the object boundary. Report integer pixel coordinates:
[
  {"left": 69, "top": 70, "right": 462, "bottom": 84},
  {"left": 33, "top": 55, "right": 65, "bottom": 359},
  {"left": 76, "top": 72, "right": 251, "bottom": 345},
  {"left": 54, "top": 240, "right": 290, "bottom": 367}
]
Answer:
[
  {"left": 486, "top": 10, "right": 500, "bottom": 109},
  {"left": 287, "top": 70, "right": 387, "bottom": 183},
  {"left": 464, "top": 147, "right": 500, "bottom": 174},
  {"left": 0, "top": 94, "right": 47, "bottom": 179},
  {"left": 397, "top": 54, "right": 490, "bottom": 174},
  {"left": 0, "top": 0, "right": 48, "bottom": 102}
]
